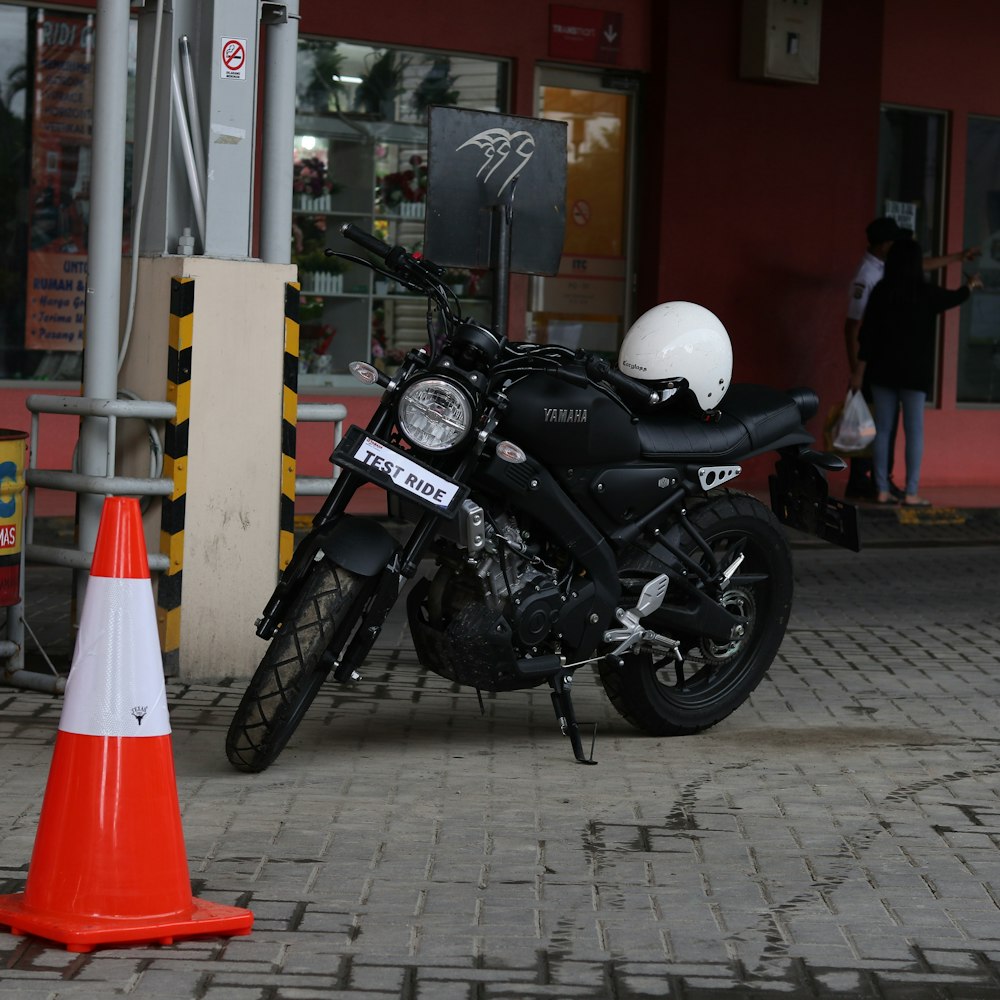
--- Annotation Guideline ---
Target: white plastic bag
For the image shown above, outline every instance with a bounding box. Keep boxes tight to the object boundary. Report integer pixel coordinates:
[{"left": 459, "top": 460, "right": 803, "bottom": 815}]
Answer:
[{"left": 832, "top": 389, "right": 876, "bottom": 453}]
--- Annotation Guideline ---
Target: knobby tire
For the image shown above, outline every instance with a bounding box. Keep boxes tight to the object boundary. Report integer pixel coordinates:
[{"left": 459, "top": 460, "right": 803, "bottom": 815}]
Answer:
[{"left": 225, "top": 563, "right": 371, "bottom": 772}]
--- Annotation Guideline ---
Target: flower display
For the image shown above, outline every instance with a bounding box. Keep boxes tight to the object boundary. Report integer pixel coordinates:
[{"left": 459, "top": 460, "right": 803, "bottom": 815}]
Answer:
[
  {"left": 293, "top": 155, "right": 338, "bottom": 198},
  {"left": 371, "top": 305, "right": 405, "bottom": 367},
  {"left": 378, "top": 154, "right": 428, "bottom": 210},
  {"left": 371, "top": 338, "right": 404, "bottom": 362},
  {"left": 292, "top": 214, "right": 344, "bottom": 275},
  {"left": 370, "top": 335, "right": 405, "bottom": 367}
]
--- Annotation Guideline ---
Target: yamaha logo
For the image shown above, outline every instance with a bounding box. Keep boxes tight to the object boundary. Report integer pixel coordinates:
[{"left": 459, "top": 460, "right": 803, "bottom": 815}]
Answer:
[{"left": 543, "top": 407, "right": 588, "bottom": 424}]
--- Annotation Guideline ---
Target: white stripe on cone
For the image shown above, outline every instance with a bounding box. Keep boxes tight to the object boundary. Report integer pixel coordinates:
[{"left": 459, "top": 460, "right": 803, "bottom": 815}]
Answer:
[{"left": 60, "top": 577, "right": 171, "bottom": 738}]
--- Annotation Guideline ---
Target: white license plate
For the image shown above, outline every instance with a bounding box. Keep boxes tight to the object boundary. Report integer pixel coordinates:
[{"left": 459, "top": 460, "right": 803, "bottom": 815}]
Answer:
[{"left": 351, "top": 434, "right": 461, "bottom": 511}]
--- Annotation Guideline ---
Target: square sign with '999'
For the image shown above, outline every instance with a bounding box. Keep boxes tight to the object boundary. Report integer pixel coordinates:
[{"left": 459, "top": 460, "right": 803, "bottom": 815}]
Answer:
[{"left": 424, "top": 107, "right": 567, "bottom": 276}]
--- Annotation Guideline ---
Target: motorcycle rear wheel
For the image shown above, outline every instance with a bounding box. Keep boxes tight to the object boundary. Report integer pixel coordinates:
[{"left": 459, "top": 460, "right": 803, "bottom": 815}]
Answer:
[
  {"left": 599, "top": 491, "right": 792, "bottom": 736},
  {"left": 225, "top": 563, "right": 373, "bottom": 772}
]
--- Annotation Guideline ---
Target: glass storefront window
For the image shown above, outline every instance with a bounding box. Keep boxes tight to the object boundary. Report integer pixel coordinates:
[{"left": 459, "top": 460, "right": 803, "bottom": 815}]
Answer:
[
  {"left": 296, "top": 40, "right": 507, "bottom": 124},
  {"left": 0, "top": 4, "right": 135, "bottom": 383},
  {"left": 0, "top": 5, "right": 32, "bottom": 380},
  {"left": 877, "top": 105, "right": 946, "bottom": 258},
  {"left": 293, "top": 39, "right": 508, "bottom": 384},
  {"left": 876, "top": 105, "right": 947, "bottom": 403},
  {"left": 1, "top": 22, "right": 504, "bottom": 385},
  {"left": 958, "top": 115, "right": 1000, "bottom": 405}
]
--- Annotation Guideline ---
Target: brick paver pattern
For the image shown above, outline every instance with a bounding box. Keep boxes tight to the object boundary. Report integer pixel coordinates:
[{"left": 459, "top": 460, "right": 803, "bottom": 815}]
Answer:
[{"left": 2, "top": 544, "right": 999, "bottom": 998}]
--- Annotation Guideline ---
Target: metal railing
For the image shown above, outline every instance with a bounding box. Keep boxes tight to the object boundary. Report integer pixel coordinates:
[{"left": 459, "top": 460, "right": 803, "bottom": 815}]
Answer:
[
  {"left": 2, "top": 395, "right": 176, "bottom": 692},
  {"left": 2, "top": 394, "right": 347, "bottom": 691},
  {"left": 25, "top": 395, "right": 176, "bottom": 572},
  {"left": 294, "top": 402, "right": 347, "bottom": 495}
]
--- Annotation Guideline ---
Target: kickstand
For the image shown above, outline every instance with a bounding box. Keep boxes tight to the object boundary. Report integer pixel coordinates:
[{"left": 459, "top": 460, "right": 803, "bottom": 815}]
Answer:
[{"left": 548, "top": 672, "right": 597, "bottom": 765}]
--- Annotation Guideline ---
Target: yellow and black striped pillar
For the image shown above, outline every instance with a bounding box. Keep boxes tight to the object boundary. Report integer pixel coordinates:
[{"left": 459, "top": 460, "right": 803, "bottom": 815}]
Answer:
[
  {"left": 157, "top": 277, "right": 193, "bottom": 673},
  {"left": 280, "top": 282, "right": 300, "bottom": 570}
]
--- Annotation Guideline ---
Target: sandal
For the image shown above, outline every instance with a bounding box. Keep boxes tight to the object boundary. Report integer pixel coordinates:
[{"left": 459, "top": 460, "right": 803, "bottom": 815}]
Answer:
[
  {"left": 903, "top": 496, "right": 932, "bottom": 507},
  {"left": 875, "top": 493, "right": 898, "bottom": 505}
]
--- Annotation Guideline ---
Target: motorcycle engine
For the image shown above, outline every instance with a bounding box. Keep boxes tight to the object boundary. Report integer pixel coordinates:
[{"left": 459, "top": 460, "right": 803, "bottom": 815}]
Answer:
[{"left": 406, "top": 514, "right": 566, "bottom": 691}]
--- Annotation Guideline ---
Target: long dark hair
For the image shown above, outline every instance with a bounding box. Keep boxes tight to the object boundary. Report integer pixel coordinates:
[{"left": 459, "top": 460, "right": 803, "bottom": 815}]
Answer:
[{"left": 880, "top": 238, "right": 925, "bottom": 306}]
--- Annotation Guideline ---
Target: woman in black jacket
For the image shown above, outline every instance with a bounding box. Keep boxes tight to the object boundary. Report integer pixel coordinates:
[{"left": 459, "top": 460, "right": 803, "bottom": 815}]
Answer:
[{"left": 858, "top": 238, "right": 980, "bottom": 507}]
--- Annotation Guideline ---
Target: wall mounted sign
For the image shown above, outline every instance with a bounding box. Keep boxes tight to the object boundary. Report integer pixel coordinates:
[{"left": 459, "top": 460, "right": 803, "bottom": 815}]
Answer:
[{"left": 549, "top": 5, "right": 622, "bottom": 65}]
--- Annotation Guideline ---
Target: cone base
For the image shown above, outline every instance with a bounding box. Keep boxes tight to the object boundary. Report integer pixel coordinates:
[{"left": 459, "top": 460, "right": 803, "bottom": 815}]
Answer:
[{"left": 0, "top": 893, "right": 252, "bottom": 953}]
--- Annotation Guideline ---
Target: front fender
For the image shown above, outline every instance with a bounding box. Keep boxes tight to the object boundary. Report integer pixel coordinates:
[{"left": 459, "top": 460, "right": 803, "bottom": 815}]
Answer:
[
  {"left": 257, "top": 514, "right": 398, "bottom": 639},
  {"left": 316, "top": 515, "right": 399, "bottom": 576}
]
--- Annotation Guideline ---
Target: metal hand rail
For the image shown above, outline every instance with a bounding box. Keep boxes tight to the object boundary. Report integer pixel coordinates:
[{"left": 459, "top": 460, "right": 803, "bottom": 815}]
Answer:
[
  {"left": 2, "top": 394, "right": 178, "bottom": 691},
  {"left": 294, "top": 402, "right": 347, "bottom": 496},
  {"left": 3, "top": 394, "right": 347, "bottom": 690},
  {"left": 25, "top": 395, "right": 175, "bottom": 571}
]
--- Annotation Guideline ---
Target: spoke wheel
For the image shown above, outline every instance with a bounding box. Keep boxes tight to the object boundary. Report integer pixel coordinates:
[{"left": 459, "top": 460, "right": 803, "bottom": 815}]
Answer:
[{"left": 599, "top": 491, "right": 792, "bottom": 736}]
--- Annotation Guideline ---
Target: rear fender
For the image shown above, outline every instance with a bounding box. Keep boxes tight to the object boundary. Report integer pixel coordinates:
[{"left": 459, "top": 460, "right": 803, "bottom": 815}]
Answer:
[{"left": 769, "top": 450, "right": 861, "bottom": 551}]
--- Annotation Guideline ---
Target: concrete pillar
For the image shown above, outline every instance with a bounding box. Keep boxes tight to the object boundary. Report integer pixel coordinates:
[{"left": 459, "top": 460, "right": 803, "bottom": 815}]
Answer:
[
  {"left": 115, "top": 0, "right": 301, "bottom": 681},
  {"left": 120, "top": 257, "right": 296, "bottom": 681}
]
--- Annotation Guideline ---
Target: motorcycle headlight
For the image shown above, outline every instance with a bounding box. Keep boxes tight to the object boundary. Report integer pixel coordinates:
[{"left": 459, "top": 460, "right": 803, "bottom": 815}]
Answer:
[{"left": 398, "top": 377, "right": 473, "bottom": 451}]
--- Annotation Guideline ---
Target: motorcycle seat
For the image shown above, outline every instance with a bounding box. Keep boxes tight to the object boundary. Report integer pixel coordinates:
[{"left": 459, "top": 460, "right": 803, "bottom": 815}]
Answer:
[{"left": 636, "top": 383, "right": 814, "bottom": 462}]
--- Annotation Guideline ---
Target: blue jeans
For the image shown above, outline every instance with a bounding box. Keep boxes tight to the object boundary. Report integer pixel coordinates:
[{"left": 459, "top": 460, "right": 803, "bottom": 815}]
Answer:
[{"left": 871, "top": 384, "right": 925, "bottom": 496}]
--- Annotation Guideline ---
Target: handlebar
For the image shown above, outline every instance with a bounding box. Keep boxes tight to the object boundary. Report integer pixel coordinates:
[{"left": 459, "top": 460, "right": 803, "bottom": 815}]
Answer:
[
  {"left": 338, "top": 227, "right": 673, "bottom": 409},
  {"left": 341, "top": 222, "right": 392, "bottom": 260},
  {"left": 340, "top": 223, "right": 445, "bottom": 285},
  {"left": 583, "top": 354, "right": 659, "bottom": 409}
]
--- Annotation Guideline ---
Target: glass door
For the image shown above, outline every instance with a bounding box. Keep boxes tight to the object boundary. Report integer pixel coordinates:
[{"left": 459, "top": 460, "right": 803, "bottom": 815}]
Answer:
[
  {"left": 875, "top": 105, "right": 948, "bottom": 404},
  {"left": 959, "top": 115, "right": 1000, "bottom": 404},
  {"left": 530, "top": 67, "right": 637, "bottom": 355}
]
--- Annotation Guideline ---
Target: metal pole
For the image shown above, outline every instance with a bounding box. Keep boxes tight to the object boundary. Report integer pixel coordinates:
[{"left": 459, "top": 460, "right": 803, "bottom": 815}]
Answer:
[
  {"left": 259, "top": 0, "right": 300, "bottom": 263},
  {"left": 77, "top": 0, "right": 131, "bottom": 601},
  {"left": 490, "top": 185, "right": 516, "bottom": 344}
]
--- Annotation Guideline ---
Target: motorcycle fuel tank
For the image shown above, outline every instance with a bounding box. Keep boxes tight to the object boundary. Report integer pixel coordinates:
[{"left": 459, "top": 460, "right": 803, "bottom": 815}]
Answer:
[{"left": 499, "top": 372, "right": 640, "bottom": 466}]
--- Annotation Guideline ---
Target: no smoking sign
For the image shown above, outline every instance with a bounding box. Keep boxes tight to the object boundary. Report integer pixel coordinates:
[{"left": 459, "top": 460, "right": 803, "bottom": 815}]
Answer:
[{"left": 220, "top": 37, "right": 247, "bottom": 79}]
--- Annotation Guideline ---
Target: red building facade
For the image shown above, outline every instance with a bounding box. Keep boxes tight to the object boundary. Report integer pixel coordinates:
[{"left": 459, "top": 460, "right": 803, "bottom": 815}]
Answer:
[{"left": 3, "top": 0, "right": 997, "bottom": 515}]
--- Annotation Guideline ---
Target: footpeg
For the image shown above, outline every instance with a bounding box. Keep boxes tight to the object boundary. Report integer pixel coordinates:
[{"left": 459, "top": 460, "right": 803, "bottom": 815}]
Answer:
[{"left": 603, "top": 574, "right": 678, "bottom": 657}]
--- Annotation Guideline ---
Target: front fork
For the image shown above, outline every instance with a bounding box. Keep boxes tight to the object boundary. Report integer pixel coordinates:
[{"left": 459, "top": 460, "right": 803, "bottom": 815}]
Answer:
[
  {"left": 256, "top": 398, "right": 398, "bottom": 639},
  {"left": 327, "top": 564, "right": 402, "bottom": 682}
]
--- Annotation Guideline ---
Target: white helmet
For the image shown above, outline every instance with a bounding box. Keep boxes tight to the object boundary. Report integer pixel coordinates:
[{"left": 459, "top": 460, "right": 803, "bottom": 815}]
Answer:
[{"left": 618, "top": 301, "right": 733, "bottom": 410}]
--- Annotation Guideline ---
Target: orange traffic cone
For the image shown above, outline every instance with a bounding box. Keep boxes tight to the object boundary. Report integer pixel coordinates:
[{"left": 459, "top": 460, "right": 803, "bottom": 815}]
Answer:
[{"left": 0, "top": 496, "right": 252, "bottom": 952}]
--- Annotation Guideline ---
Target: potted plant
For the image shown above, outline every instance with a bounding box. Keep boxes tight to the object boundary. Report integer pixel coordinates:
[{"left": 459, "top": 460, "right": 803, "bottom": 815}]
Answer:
[
  {"left": 297, "top": 40, "right": 348, "bottom": 114},
  {"left": 292, "top": 214, "right": 346, "bottom": 293},
  {"left": 377, "top": 154, "right": 428, "bottom": 216},
  {"left": 411, "top": 58, "right": 459, "bottom": 120},
  {"left": 353, "top": 49, "right": 408, "bottom": 120},
  {"left": 371, "top": 334, "right": 405, "bottom": 373},
  {"left": 292, "top": 155, "right": 341, "bottom": 211}
]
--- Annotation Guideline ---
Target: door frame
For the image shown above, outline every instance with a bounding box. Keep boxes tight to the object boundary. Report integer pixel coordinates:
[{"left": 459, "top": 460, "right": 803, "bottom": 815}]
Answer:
[{"left": 534, "top": 63, "right": 641, "bottom": 346}]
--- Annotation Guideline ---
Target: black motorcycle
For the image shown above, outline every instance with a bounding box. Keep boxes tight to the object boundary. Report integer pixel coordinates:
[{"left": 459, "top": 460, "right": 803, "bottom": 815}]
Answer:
[{"left": 225, "top": 221, "right": 859, "bottom": 772}]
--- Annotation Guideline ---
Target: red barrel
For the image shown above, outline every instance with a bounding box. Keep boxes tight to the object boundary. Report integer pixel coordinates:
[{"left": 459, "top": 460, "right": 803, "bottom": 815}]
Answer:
[{"left": 0, "top": 429, "right": 28, "bottom": 606}]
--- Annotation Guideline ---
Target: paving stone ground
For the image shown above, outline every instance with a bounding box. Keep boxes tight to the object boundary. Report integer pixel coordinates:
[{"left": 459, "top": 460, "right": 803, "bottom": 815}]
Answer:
[{"left": 2, "top": 529, "right": 1000, "bottom": 998}]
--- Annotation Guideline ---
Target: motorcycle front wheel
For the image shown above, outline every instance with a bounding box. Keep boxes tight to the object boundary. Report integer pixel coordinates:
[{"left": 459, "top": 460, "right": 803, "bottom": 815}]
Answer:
[
  {"left": 225, "top": 563, "right": 375, "bottom": 772},
  {"left": 599, "top": 491, "right": 792, "bottom": 737}
]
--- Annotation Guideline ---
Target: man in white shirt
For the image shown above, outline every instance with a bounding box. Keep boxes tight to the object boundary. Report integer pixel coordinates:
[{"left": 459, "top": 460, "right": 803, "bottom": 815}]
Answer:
[
  {"left": 844, "top": 217, "right": 902, "bottom": 500},
  {"left": 843, "top": 218, "right": 980, "bottom": 500}
]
